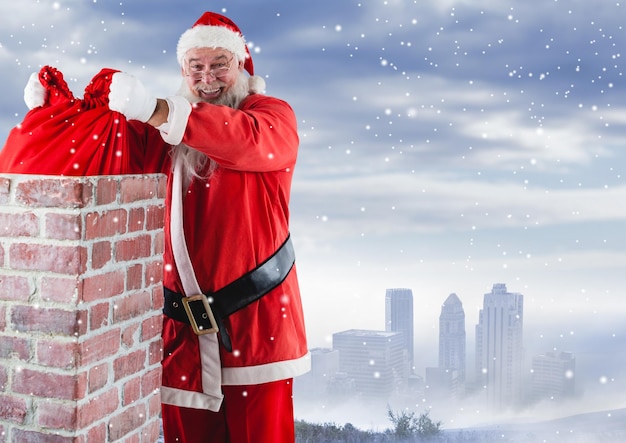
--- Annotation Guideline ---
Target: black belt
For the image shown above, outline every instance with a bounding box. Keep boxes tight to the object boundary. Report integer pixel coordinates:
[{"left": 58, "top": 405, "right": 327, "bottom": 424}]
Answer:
[{"left": 163, "top": 234, "right": 295, "bottom": 352}]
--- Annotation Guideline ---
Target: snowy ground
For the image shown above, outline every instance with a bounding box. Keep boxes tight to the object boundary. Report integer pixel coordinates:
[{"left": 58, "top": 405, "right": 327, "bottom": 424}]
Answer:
[{"left": 155, "top": 408, "right": 626, "bottom": 442}]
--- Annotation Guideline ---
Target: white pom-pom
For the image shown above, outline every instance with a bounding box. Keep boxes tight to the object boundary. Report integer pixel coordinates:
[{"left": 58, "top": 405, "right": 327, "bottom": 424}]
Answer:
[
  {"left": 24, "top": 72, "right": 46, "bottom": 109},
  {"left": 248, "top": 75, "right": 266, "bottom": 94}
]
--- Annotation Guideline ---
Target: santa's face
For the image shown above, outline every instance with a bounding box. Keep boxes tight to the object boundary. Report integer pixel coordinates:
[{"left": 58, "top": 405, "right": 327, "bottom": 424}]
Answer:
[{"left": 182, "top": 47, "right": 244, "bottom": 103}]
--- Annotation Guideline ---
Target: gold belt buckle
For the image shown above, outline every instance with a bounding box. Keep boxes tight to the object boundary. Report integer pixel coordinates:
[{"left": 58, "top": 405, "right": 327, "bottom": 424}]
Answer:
[{"left": 181, "top": 294, "right": 219, "bottom": 335}]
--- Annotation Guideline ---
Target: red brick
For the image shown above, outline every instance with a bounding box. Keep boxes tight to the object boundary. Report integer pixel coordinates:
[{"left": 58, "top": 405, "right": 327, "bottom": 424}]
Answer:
[
  {"left": 9, "top": 243, "right": 87, "bottom": 275},
  {"left": 13, "top": 368, "right": 82, "bottom": 400},
  {"left": 36, "top": 399, "right": 77, "bottom": 430},
  {"left": 145, "top": 260, "right": 163, "bottom": 288},
  {"left": 40, "top": 276, "right": 79, "bottom": 303},
  {"left": 0, "top": 364, "right": 7, "bottom": 389},
  {"left": 122, "top": 323, "right": 139, "bottom": 348},
  {"left": 127, "top": 263, "right": 143, "bottom": 291},
  {"left": 79, "top": 328, "right": 121, "bottom": 366},
  {"left": 90, "top": 302, "right": 110, "bottom": 331},
  {"left": 157, "top": 174, "right": 167, "bottom": 199},
  {"left": 148, "top": 338, "right": 163, "bottom": 366},
  {"left": 16, "top": 178, "right": 92, "bottom": 209},
  {"left": 86, "top": 422, "right": 107, "bottom": 442},
  {"left": 115, "top": 234, "right": 152, "bottom": 262},
  {"left": 95, "top": 177, "right": 118, "bottom": 205},
  {"left": 122, "top": 377, "right": 141, "bottom": 406},
  {"left": 80, "top": 270, "right": 125, "bottom": 302},
  {"left": 141, "top": 367, "right": 161, "bottom": 398},
  {"left": 84, "top": 208, "right": 127, "bottom": 240},
  {"left": 142, "top": 419, "right": 162, "bottom": 443},
  {"left": 148, "top": 392, "right": 161, "bottom": 420},
  {"left": 154, "top": 230, "right": 164, "bottom": 255},
  {"left": 88, "top": 364, "right": 109, "bottom": 394},
  {"left": 76, "top": 309, "right": 89, "bottom": 336},
  {"left": 151, "top": 285, "right": 164, "bottom": 311},
  {"left": 77, "top": 386, "right": 119, "bottom": 428},
  {"left": 120, "top": 176, "right": 159, "bottom": 203},
  {"left": 107, "top": 402, "right": 146, "bottom": 441},
  {"left": 12, "top": 429, "right": 75, "bottom": 443},
  {"left": 0, "top": 177, "right": 10, "bottom": 204},
  {"left": 124, "top": 432, "right": 141, "bottom": 443},
  {"left": 129, "top": 207, "right": 145, "bottom": 232},
  {"left": 145, "top": 205, "right": 165, "bottom": 231},
  {"left": 45, "top": 212, "right": 82, "bottom": 240},
  {"left": 91, "top": 240, "right": 112, "bottom": 270},
  {"left": 0, "top": 242, "right": 4, "bottom": 266},
  {"left": 0, "top": 394, "right": 28, "bottom": 423},
  {"left": 0, "top": 212, "right": 39, "bottom": 237},
  {"left": 113, "top": 291, "right": 151, "bottom": 324},
  {"left": 0, "top": 275, "right": 31, "bottom": 302},
  {"left": 141, "top": 314, "right": 162, "bottom": 342},
  {"left": 83, "top": 326, "right": 116, "bottom": 361},
  {"left": 113, "top": 349, "right": 146, "bottom": 382},
  {"left": 11, "top": 305, "right": 80, "bottom": 336},
  {"left": 37, "top": 339, "right": 80, "bottom": 369},
  {"left": 0, "top": 335, "right": 30, "bottom": 360}
]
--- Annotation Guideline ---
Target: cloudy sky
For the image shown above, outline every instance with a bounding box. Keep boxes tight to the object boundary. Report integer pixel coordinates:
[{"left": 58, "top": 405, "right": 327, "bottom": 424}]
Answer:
[{"left": 1, "top": 0, "right": 625, "bottom": 426}]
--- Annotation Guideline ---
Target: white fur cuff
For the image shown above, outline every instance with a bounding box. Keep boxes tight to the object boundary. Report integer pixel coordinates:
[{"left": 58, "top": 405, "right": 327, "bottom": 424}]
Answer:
[{"left": 157, "top": 96, "right": 192, "bottom": 145}]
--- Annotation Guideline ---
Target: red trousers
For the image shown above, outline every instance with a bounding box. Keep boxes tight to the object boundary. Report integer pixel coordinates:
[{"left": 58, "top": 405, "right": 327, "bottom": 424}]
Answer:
[{"left": 161, "top": 379, "right": 295, "bottom": 443}]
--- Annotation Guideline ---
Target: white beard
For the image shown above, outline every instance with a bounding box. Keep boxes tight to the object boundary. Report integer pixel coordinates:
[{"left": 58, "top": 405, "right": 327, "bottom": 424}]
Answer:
[{"left": 171, "top": 72, "right": 251, "bottom": 186}]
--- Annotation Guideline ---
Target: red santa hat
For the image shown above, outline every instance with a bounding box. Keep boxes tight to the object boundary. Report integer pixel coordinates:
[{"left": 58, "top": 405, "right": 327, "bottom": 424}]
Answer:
[{"left": 176, "top": 12, "right": 265, "bottom": 93}]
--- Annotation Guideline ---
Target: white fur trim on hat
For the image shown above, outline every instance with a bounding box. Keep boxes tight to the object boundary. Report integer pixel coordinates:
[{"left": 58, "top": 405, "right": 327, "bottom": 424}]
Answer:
[{"left": 177, "top": 25, "right": 247, "bottom": 66}]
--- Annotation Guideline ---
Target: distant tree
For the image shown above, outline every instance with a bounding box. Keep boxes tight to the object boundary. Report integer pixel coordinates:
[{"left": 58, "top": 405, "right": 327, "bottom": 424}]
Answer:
[
  {"left": 387, "top": 407, "right": 442, "bottom": 441},
  {"left": 415, "top": 410, "right": 442, "bottom": 438},
  {"left": 387, "top": 407, "right": 415, "bottom": 439}
]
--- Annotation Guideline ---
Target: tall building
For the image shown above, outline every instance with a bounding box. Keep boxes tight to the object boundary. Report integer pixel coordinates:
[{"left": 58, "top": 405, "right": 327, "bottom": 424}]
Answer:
[
  {"left": 425, "top": 366, "right": 461, "bottom": 401},
  {"left": 295, "top": 348, "right": 340, "bottom": 397},
  {"left": 438, "top": 293, "right": 466, "bottom": 384},
  {"left": 530, "top": 351, "right": 576, "bottom": 402},
  {"left": 475, "top": 283, "right": 524, "bottom": 409},
  {"left": 385, "top": 288, "right": 414, "bottom": 371},
  {"left": 333, "top": 329, "right": 407, "bottom": 398}
]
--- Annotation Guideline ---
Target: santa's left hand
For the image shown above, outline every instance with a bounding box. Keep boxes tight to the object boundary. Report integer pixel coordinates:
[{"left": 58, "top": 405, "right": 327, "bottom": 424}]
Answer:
[
  {"left": 108, "top": 72, "right": 157, "bottom": 122},
  {"left": 24, "top": 72, "right": 46, "bottom": 109}
]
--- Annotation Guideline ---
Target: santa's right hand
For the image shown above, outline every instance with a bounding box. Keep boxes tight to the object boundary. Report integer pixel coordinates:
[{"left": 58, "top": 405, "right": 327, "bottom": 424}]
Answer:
[
  {"left": 109, "top": 72, "right": 157, "bottom": 123},
  {"left": 24, "top": 72, "right": 46, "bottom": 109}
]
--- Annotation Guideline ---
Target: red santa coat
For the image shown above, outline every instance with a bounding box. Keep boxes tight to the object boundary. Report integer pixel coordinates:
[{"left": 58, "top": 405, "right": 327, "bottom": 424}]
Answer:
[{"left": 159, "top": 93, "right": 310, "bottom": 410}]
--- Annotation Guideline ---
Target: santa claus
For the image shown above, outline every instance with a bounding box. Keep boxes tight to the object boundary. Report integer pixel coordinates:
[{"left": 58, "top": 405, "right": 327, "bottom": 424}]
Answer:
[{"left": 107, "top": 11, "right": 310, "bottom": 443}]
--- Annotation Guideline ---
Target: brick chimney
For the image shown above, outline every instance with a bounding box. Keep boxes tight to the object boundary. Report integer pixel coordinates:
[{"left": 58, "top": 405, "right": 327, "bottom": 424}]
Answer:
[{"left": 0, "top": 174, "right": 166, "bottom": 442}]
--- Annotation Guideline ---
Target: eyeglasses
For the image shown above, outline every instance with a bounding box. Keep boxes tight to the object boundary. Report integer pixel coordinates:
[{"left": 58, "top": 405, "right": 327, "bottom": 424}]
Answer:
[{"left": 185, "top": 57, "right": 234, "bottom": 81}]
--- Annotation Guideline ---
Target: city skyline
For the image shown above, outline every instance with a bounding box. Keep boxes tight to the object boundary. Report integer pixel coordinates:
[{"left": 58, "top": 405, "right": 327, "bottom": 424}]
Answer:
[
  {"left": 309, "top": 283, "right": 578, "bottom": 388},
  {"left": 295, "top": 282, "right": 625, "bottom": 430}
]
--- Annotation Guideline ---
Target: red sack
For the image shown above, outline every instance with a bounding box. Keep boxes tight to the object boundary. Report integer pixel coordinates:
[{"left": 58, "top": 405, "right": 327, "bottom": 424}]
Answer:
[{"left": 0, "top": 66, "right": 167, "bottom": 176}]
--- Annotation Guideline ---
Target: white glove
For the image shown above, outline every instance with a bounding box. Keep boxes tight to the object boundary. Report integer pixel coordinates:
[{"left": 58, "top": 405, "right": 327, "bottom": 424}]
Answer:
[
  {"left": 24, "top": 72, "right": 46, "bottom": 109},
  {"left": 108, "top": 72, "right": 157, "bottom": 122}
]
